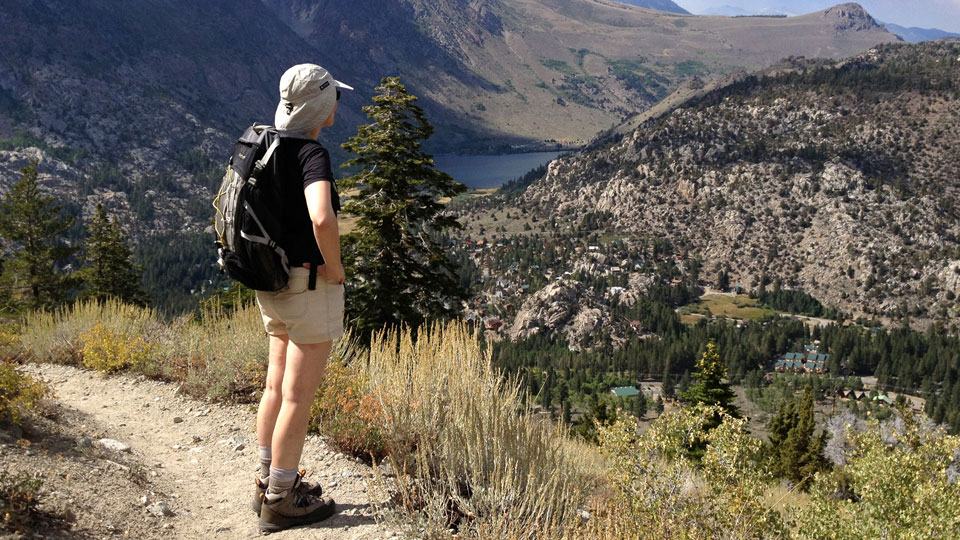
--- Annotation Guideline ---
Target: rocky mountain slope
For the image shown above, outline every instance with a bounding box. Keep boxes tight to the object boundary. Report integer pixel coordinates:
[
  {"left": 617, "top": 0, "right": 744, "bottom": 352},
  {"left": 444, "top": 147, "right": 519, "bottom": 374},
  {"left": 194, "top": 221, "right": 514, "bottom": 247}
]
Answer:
[
  {"left": 0, "top": 1, "right": 897, "bottom": 211},
  {"left": 0, "top": 0, "right": 898, "bottom": 309},
  {"left": 520, "top": 41, "right": 960, "bottom": 327},
  {"left": 0, "top": 0, "right": 368, "bottom": 234}
]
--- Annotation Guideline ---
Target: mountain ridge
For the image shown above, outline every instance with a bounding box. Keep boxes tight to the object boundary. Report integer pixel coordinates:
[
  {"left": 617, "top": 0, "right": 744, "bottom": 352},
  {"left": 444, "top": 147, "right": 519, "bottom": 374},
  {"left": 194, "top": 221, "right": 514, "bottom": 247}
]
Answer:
[
  {"left": 881, "top": 22, "right": 960, "bottom": 43},
  {"left": 611, "top": 0, "right": 690, "bottom": 14},
  {"left": 519, "top": 41, "right": 960, "bottom": 328}
]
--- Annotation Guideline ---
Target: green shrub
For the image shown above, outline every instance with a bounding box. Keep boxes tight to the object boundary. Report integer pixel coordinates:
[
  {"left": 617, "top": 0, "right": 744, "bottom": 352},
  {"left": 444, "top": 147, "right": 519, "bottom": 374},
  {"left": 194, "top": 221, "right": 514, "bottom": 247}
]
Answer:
[
  {"left": 797, "top": 412, "right": 960, "bottom": 539},
  {"left": 591, "top": 405, "right": 787, "bottom": 539},
  {"left": 541, "top": 59, "right": 576, "bottom": 75},
  {"left": 0, "top": 324, "right": 46, "bottom": 425}
]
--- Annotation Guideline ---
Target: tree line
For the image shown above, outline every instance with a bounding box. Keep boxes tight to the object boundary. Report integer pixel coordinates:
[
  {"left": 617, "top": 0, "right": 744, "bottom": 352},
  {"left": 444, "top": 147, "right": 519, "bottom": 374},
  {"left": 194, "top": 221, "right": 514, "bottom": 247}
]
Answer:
[{"left": 0, "top": 160, "right": 145, "bottom": 316}]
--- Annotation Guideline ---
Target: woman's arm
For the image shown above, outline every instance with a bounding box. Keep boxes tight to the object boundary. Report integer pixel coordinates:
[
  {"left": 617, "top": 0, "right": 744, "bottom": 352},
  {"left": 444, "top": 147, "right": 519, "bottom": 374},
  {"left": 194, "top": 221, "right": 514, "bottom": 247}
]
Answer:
[{"left": 304, "top": 180, "right": 345, "bottom": 284}]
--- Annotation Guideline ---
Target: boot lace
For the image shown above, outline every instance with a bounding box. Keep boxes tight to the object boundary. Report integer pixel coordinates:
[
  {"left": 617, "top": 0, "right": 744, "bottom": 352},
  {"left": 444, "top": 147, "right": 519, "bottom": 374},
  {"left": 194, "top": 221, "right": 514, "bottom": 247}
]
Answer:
[{"left": 292, "top": 476, "right": 319, "bottom": 507}]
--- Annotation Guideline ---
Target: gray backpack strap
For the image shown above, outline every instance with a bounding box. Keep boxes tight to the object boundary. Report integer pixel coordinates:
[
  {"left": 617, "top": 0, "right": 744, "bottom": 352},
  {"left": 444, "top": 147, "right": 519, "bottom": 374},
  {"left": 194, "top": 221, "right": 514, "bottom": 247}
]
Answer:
[
  {"left": 239, "top": 201, "right": 290, "bottom": 275},
  {"left": 250, "top": 136, "right": 282, "bottom": 182}
]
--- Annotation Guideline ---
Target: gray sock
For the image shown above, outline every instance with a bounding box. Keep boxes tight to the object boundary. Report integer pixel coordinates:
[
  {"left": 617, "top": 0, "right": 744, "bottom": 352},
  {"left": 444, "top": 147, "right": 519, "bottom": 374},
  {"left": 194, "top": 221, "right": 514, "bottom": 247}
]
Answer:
[
  {"left": 266, "top": 467, "right": 299, "bottom": 500},
  {"left": 258, "top": 446, "right": 272, "bottom": 482}
]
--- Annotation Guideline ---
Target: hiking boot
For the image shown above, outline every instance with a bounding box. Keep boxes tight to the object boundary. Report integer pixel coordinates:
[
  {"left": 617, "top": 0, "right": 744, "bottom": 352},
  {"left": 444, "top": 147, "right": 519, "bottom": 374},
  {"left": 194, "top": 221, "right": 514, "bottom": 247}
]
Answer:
[
  {"left": 252, "top": 469, "right": 324, "bottom": 515},
  {"left": 258, "top": 476, "right": 336, "bottom": 533}
]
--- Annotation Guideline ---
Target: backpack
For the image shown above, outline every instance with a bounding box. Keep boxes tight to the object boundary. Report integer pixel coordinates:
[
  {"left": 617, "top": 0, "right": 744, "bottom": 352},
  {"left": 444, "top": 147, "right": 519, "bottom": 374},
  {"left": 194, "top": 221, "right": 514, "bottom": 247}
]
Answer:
[{"left": 213, "top": 124, "right": 312, "bottom": 291}]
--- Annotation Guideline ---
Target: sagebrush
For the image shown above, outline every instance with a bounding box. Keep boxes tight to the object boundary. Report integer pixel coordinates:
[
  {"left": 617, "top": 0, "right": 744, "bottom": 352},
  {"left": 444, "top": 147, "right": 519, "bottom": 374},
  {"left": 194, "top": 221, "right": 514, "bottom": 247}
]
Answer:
[{"left": 364, "top": 322, "right": 601, "bottom": 539}]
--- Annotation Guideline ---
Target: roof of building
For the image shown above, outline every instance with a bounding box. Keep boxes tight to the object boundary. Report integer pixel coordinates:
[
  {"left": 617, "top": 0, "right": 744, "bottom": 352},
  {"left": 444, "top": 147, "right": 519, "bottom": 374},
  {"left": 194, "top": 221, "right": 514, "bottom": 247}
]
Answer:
[{"left": 611, "top": 386, "right": 640, "bottom": 397}]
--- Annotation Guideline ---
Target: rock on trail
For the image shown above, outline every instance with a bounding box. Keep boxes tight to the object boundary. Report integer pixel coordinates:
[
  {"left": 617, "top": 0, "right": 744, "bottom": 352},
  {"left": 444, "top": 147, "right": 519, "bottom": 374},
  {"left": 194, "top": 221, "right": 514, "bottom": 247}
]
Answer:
[{"left": 17, "top": 364, "right": 394, "bottom": 539}]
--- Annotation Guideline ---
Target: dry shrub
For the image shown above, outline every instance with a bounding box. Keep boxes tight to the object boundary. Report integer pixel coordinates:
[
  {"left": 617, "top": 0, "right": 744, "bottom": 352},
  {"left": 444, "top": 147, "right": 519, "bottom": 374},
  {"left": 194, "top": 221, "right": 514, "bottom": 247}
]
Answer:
[
  {"left": 233, "top": 354, "right": 268, "bottom": 402},
  {"left": 364, "top": 322, "right": 599, "bottom": 539},
  {"left": 19, "top": 300, "right": 268, "bottom": 401},
  {"left": 0, "top": 472, "right": 44, "bottom": 535},
  {"left": 0, "top": 325, "right": 27, "bottom": 363},
  {"left": 310, "top": 358, "right": 386, "bottom": 460},
  {"left": 155, "top": 304, "right": 269, "bottom": 400},
  {"left": 21, "top": 300, "right": 159, "bottom": 365}
]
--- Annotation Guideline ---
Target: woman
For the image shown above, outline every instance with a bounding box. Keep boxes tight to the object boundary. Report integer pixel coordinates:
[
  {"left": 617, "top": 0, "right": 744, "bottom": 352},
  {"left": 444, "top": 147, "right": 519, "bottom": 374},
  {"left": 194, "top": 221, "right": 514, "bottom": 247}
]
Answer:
[{"left": 252, "top": 63, "right": 351, "bottom": 534}]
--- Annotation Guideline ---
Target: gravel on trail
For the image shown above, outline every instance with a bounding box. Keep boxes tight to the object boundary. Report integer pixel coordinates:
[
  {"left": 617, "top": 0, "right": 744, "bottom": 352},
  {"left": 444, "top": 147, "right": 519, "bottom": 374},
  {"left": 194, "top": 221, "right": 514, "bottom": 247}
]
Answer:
[{"left": 2, "top": 364, "right": 399, "bottom": 539}]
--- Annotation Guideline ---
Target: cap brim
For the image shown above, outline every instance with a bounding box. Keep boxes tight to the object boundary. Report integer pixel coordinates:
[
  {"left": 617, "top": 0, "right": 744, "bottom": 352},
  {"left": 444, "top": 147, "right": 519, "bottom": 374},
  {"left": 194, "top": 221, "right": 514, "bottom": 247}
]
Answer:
[{"left": 333, "top": 79, "right": 354, "bottom": 91}]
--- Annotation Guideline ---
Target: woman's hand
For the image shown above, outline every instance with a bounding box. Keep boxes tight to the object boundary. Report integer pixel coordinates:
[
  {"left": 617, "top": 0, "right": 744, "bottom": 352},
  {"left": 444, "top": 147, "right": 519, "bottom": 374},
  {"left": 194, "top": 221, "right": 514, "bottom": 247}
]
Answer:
[{"left": 303, "top": 262, "right": 345, "bottom": 285}]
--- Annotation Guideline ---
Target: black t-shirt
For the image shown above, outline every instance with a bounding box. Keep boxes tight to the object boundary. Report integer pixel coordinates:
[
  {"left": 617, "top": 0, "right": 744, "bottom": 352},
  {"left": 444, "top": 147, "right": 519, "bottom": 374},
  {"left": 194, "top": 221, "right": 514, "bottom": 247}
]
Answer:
[{"left": 275, "top": 139, "right": 340, "bottom": 266}]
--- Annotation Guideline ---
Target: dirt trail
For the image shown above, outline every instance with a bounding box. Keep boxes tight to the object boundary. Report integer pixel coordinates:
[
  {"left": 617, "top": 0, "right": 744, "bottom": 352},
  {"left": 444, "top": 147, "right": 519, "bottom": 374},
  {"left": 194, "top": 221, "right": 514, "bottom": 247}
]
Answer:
[{"left": 21, "top": 364, "right": 396, "bottom": 539}]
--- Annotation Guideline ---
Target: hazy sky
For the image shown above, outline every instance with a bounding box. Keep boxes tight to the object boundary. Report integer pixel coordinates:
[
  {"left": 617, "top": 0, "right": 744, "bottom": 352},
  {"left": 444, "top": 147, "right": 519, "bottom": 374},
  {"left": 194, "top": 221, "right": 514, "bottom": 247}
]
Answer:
[{"left": 674, "top": 0, "right": 960, "bottom": 33}]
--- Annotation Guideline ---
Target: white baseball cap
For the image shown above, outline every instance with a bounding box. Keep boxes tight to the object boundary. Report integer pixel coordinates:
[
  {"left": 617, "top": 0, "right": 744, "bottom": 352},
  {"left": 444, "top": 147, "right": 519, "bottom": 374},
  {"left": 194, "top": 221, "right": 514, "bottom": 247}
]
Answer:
[{"left": 274, "top": 63, "right": 353, "bottom": 133}]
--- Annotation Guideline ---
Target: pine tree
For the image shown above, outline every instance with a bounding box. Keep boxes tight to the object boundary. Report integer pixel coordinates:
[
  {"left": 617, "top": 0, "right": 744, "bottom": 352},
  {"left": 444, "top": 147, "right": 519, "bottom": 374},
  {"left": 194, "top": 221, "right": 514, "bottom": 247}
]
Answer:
[
  {"left": 557, "top": 379, "right": 569, "bottom": 409},
  {"left": 662, "top": 366, "right": 676, "bottom": 398},
  {"left": 0, "top": 160, "right": 77, "bottom": 312},
  {"left": 340, "top": 77, "right": 467, "bottom": 341},
  {"left": 76, "top": 203, "right": 147, "bottom": 305},
  {"left": 769, "top": 395, "right": 798, "bottom": 451},
  {"left": 654, "top": 395, "right": 665, "bottom": 415},
  {"left": 541, "top": 375, "right": 553, "bottom": 411},
  {"left": 770, "top": 385, "right": 826, "bottom": 489},
  {"left": 679, "top": 341, "right": 740, "bottom": 459},
  {"left": 680, "top": 341, "right": 739, "bottom": 418},
  {"left": 678, "top": 370, "right": 692, "bottom": 395},
  {"left": 634, "top": 394, "right": 648, "bottom": 419},
  {"left": 717, "top": 268, "right": 730, "bottom": 291}
]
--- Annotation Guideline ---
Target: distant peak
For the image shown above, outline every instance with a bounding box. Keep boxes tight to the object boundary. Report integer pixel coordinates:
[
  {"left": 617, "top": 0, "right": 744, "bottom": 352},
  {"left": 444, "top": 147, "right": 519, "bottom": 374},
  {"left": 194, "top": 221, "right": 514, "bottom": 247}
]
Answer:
[
  {"left": 825, "top": 2, "right": 869, "bottom": 14},
  {"left": 821, "top": 3, "right": 880, "bottom": 31}
]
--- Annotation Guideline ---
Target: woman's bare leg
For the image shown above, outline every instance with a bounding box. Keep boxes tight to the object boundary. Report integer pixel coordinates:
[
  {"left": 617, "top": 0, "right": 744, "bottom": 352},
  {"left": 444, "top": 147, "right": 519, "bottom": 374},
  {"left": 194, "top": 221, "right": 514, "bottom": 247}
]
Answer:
[
  {"left": 257, "top": 334, "right": 289, "bottom": 448},
  {"left": 270, "top": 340, "right": 332, "bottom": 470}
]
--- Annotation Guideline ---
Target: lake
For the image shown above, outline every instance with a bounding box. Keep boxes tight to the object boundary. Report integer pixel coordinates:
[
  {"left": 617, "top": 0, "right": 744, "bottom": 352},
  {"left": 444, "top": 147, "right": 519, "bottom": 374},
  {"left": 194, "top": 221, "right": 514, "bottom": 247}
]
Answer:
[{"left": 433, "top": 151, "right": 564, "bottom": 189}]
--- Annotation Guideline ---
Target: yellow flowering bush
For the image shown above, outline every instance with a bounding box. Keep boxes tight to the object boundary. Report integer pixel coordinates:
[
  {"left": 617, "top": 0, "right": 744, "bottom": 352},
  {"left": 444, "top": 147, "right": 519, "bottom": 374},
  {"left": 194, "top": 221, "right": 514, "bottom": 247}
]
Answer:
[
  {"left": 79, "top": 323, "right": 152, "bottom": 374},
  {"left": 0, "top": 326, "right": 26, "bottom": 363},
  {"left": 0, "top": 363, "right": 46, "bottom": 426}
]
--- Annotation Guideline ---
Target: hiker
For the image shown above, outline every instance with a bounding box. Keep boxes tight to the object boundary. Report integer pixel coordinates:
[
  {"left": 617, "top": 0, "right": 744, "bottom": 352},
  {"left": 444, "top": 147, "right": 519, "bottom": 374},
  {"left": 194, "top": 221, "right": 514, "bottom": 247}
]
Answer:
[{"left": 252, "top": 63, "right": 351, "bottom": 534}]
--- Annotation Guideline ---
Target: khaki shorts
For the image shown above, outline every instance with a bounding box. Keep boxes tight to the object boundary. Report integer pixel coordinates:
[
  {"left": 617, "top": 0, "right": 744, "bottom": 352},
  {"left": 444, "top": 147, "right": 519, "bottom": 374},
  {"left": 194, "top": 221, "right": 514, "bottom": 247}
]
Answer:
[{"left": 256, "top": 267, "right": 345, "bottom": 344}]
